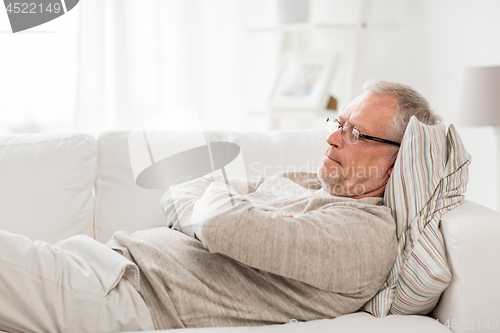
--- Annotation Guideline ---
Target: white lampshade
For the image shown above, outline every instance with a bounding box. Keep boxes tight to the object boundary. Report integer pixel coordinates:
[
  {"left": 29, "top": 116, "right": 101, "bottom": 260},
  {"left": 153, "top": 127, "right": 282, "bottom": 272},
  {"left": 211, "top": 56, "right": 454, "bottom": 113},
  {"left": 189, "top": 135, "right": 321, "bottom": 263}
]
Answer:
[{"left": 458, "top": 66, "right": 500, "bottom": 126}]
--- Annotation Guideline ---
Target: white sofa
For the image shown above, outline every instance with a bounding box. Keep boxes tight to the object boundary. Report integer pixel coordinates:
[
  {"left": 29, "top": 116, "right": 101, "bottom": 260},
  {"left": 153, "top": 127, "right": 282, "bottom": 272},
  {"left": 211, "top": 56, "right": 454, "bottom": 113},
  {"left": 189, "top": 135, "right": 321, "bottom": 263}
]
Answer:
[{"left": 0, "top": 131, "right": 499, "bottom": 333}]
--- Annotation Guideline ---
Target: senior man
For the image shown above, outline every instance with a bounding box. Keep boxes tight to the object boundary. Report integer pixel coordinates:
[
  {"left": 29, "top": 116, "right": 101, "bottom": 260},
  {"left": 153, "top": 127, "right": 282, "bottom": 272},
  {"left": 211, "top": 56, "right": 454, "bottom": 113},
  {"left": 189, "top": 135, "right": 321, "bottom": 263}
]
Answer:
[{"left": 0, "top": 80, "right": 441, "bottom": 333}]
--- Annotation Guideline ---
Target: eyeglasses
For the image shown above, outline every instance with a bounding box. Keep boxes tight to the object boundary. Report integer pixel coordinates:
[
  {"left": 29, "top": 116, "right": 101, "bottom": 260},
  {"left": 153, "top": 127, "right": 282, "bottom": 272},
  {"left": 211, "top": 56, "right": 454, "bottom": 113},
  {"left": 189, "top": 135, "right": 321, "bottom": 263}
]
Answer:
[{"left": 326, "top": 117, "right": 401, "bottom": 147}]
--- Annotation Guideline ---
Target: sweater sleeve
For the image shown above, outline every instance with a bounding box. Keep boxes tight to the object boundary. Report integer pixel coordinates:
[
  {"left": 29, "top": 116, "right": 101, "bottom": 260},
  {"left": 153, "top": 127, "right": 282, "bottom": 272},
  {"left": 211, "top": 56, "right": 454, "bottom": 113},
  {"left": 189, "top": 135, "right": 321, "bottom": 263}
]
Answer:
[
  {"left": 161, "top": 175, "right": 265, "bottom": 237},
  {"left": 194, "top": 182, "right": 397, "bottom": 294}
]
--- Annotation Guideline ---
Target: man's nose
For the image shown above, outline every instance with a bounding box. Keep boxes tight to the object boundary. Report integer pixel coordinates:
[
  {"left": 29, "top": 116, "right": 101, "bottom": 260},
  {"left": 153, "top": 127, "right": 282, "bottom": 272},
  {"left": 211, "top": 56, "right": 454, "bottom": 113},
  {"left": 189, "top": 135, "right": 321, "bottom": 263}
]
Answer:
[{"left": 326, "top": 128, "right": 343, "bottom": 148}]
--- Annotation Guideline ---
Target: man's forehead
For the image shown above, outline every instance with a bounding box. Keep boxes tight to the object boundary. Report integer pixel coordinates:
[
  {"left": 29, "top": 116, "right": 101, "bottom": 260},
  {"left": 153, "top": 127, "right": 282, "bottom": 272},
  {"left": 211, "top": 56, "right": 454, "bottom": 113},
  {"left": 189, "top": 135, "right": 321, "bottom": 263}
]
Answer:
[
  {"left": 339, "top": 106, "right": 369, "bottom": 133},
  {"left": 340, "top": 93, "right": 396, "bottom": 133}
]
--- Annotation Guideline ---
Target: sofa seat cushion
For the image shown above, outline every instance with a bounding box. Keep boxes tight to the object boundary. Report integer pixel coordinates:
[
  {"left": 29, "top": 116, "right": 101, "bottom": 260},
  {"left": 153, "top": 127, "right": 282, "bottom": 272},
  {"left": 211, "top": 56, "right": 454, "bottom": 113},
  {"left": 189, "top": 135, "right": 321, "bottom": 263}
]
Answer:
[{"left": 138, "top": 312, "right": 450, "bottom": 333}]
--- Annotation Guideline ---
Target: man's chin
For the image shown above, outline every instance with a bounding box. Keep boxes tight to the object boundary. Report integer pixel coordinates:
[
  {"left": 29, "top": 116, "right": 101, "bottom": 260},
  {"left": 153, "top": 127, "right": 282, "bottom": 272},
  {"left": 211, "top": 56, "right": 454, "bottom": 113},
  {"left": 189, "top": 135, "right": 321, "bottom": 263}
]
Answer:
[
  {"left": 318, "top": 167, "right": 346, "bottom": 196},
  {"left": 318, "top": 165, "right": 366, "bottom": 197},
  {"left": 318, "top": 163, "right": 341, "bottom": 179}
]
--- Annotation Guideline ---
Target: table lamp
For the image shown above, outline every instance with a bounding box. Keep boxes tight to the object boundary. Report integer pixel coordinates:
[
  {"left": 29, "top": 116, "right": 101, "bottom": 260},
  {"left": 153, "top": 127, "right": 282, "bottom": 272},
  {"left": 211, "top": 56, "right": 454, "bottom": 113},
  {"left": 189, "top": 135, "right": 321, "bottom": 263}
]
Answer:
[{"left": 458, "top": 66, "right": 500, "bottom": 211}]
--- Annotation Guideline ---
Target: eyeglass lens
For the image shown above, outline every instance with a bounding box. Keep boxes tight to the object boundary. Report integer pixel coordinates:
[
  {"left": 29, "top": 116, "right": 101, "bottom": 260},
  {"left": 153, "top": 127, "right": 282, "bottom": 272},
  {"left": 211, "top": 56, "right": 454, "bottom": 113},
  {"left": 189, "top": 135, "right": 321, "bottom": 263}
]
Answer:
[{"left": 326, "top": 118, "right": 358, "bottom": 144}]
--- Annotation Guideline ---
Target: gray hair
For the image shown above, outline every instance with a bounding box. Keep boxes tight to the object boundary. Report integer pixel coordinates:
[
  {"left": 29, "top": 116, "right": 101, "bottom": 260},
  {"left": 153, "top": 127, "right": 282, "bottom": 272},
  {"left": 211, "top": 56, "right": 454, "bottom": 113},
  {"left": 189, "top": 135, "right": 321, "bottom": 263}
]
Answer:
[{"left": 362, "top": 80, "right": 442, "bottom": 142}]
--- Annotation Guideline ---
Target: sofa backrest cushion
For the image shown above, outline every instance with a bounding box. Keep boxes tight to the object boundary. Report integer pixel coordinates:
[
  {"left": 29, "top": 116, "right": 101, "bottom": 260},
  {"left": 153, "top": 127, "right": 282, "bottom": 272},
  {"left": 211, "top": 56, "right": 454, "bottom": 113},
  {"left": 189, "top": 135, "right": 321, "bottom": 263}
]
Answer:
[
  {"left": 94, "top": 130, "right": 327, "bottom": 243},
  {"left": 0, "top": 133, "right": 96, "bottom": 243}
]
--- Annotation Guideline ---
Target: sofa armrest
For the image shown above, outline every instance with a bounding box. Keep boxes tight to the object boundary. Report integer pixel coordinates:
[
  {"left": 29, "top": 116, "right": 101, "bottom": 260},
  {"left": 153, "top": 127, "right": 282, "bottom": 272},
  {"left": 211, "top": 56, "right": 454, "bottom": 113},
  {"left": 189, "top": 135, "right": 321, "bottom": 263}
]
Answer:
[{"left": 431, "top": 200, "right": 500, "bottom": 331}]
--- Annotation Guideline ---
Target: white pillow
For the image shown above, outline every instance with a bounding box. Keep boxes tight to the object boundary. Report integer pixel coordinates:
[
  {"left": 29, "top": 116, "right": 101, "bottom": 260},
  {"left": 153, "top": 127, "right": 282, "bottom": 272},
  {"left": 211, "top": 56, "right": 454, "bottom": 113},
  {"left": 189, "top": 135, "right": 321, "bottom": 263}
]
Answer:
[
  {"left": 364, "top": 117, "right": 471, "bottom": 316},
  {"left": 94, "top": 132, "right": 167, "bottom": 243},
  {"left": 0, "top": 133, "right": 96, "bottom": 243}
]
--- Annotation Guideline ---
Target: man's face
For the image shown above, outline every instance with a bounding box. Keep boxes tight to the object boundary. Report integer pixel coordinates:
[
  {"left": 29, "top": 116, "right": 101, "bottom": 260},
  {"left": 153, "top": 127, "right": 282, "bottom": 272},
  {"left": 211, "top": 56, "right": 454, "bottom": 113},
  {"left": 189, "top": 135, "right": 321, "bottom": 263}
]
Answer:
[{"left": 318, "top": 92, "right": 399, "bottom": 198}]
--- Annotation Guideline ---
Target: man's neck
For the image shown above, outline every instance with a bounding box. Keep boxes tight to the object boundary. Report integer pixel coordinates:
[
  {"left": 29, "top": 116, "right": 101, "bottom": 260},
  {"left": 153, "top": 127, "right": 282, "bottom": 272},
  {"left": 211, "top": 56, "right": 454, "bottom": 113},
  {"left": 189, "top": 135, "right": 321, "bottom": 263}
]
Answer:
[{"left": 352, "top": 186, "right": 386, "bottom": 199}]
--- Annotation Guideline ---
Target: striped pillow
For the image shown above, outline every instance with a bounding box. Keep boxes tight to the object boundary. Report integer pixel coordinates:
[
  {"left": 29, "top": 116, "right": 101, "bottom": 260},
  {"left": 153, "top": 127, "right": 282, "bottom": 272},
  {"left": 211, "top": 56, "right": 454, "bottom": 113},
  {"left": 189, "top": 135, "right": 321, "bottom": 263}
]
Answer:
[{"left": 363, "top": 116, "right": 471, "bottom": 316}]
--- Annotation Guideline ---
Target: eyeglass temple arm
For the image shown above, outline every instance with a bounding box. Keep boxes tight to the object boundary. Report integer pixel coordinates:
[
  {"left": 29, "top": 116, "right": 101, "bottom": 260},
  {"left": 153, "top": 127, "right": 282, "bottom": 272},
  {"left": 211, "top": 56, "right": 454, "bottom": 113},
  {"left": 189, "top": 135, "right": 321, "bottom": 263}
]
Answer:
[{"left": 360, "top": 134, "right": 401, "bottom": 147}]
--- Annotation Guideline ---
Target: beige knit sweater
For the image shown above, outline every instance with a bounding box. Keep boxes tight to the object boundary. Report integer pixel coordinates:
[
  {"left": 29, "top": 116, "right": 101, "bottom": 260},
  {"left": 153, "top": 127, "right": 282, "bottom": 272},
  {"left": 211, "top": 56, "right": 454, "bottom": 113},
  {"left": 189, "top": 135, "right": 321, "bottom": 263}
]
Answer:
[{"left": 107, "top": 172, "right": 397, "bottom": 330}]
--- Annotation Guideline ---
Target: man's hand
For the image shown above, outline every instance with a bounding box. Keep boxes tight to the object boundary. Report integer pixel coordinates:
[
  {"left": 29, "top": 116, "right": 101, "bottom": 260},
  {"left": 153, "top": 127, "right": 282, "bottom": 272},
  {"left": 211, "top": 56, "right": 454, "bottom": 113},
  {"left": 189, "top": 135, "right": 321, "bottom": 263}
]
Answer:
[{"left": 190, "top": 181, "right": 245, "bottom": 230}]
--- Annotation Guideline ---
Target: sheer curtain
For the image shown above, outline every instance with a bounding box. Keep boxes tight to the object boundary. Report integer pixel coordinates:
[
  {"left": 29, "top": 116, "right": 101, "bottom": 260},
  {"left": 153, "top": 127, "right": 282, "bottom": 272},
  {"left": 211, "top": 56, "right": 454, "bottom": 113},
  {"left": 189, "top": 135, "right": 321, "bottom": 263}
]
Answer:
[
  {"left": 76, "top": 0, "right": 269, "bottom": 135},
  {"left": 0, "top": 5, "right": 79, "bottom": 134}
]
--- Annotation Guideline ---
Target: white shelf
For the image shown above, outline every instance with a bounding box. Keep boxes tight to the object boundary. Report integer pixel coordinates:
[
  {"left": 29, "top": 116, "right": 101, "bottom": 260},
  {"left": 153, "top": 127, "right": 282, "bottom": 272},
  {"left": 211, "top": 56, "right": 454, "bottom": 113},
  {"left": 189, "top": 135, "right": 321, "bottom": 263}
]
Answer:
[
  {"left": 248, "top": 109, "right": 338, "bottom": 118},
  {"left": 247, "top": 22, "right": 398, "bottom": 33},
  {"left": 246, "top": 1, "right": 398, "bottom": 130}
]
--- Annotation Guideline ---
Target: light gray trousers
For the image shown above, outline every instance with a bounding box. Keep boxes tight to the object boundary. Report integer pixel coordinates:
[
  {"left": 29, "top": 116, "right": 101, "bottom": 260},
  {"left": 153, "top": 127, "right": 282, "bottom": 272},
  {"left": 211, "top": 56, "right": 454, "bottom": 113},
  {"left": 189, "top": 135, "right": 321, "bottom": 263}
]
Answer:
[{"left": 0, "top": 230, "right": 155, "bottom": 333}]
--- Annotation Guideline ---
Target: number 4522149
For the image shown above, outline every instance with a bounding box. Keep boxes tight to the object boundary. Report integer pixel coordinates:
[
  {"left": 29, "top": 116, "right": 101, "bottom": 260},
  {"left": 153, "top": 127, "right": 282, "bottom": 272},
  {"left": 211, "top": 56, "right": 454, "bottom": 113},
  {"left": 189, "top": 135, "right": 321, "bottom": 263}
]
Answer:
[
  {"left": 6, "top": 3, "right": 62, "bottom": 14},
  {"left": 442, "top": 319, "right": 498, "bottom": 330}
]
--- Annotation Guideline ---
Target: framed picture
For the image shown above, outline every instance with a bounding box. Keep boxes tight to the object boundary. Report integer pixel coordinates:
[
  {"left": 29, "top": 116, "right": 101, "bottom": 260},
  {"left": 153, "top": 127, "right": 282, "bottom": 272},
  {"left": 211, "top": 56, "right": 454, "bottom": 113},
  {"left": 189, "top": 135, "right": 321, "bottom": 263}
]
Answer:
[{"left": 269, "top": 52, "right": 337, "bottom": 110}]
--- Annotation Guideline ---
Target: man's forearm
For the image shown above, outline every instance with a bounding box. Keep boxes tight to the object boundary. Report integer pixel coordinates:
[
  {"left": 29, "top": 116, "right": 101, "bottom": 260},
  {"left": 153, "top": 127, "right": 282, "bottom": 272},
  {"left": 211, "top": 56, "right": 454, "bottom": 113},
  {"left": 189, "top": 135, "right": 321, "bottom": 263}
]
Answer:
[{"left": 161, "top": 174, "right": 265, "bottom": 237}]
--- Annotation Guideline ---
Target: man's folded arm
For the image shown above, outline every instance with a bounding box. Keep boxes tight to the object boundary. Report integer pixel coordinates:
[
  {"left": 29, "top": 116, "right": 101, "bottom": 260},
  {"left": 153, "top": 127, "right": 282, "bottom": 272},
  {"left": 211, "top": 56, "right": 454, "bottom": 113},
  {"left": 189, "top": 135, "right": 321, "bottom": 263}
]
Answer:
[
  {"left": 194, "top": 183, "right": 397, "bottom": 293},
  {"left": 161, "top": 174, "right": 265, "bottom": 236}
]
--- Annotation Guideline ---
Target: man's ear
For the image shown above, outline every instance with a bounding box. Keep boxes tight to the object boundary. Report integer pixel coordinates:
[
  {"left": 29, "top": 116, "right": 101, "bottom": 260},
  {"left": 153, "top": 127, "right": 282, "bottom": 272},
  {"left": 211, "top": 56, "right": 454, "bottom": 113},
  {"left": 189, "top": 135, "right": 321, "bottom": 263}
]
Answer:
[
  {"left": 387, "top": 166, "right": 394, "bottom": 177},
  {"left": 387, "top": 156, "right": 397, "bottom": 177},
  {"left": 387, "top": 148, "right": 399, "bottom": 177}
]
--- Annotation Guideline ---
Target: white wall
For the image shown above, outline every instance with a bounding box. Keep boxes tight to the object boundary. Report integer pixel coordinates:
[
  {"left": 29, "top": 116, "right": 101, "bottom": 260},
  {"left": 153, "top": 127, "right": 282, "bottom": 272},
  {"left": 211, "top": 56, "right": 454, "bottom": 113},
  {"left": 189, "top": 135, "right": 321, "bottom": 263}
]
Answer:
[{"left": 421, "top": 0, "right": 500, "bottom": 211}]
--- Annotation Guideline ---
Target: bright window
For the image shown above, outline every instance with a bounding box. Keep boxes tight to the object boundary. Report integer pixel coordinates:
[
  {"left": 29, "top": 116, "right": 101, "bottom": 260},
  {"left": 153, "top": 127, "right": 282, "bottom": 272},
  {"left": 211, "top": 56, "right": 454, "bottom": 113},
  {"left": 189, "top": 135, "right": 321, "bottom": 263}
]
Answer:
[{"left": 0, "top": 4, "right": 79, "bottom": 134}]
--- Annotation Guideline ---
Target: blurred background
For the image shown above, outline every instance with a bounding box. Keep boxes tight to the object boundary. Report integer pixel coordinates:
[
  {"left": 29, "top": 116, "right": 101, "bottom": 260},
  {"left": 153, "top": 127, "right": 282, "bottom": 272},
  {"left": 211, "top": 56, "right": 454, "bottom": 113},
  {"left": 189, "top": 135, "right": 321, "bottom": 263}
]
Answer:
[{"left": 1, "top": 0, "right": 499, "bottom": 210}]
